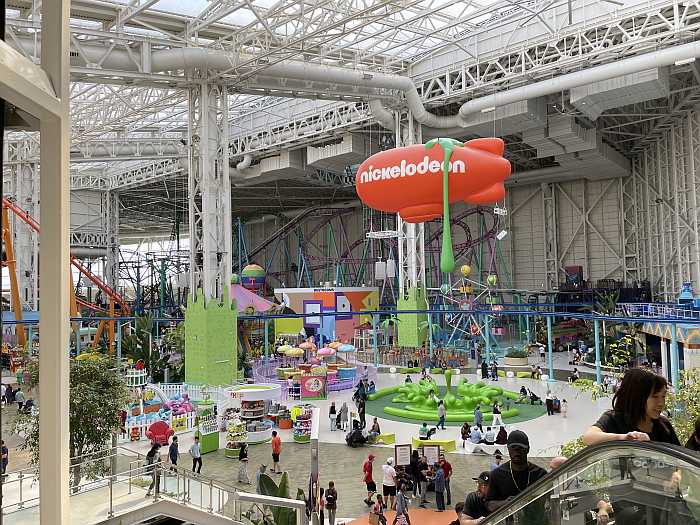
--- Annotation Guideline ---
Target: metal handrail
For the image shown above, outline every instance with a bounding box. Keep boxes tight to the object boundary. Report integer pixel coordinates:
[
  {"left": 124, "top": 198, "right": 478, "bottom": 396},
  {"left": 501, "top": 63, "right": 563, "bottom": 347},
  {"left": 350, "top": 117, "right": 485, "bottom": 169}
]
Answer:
[{"left": 2, "top": 453, "right": 309, "bottom": 524}]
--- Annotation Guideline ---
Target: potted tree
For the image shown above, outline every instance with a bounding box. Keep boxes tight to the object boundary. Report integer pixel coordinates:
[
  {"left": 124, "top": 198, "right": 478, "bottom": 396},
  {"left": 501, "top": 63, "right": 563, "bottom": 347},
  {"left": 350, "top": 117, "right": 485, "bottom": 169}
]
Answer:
[{"left": 504, "top": 348, "right": 530, "bottom": 366}]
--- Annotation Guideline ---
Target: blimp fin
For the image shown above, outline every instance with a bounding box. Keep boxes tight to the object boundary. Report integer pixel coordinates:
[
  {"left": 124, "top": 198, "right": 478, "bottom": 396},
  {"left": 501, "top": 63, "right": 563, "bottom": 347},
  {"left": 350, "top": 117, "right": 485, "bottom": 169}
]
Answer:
[
  {"left": 465, "top": 183, "right": 505, "bottom": 204},
  {"left": 464, "top": 138, "right": 505, "bottom": 156}
]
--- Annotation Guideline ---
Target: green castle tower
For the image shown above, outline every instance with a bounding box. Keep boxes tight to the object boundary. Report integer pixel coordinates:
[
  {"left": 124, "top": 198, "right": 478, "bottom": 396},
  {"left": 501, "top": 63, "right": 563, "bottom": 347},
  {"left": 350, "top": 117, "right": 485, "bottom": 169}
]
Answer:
[
  {"left": 184, "top": 287, "right": 238, "bottom": 385},
  {"left": 397, "top": 286, "right": 428, "bottom": 347}
]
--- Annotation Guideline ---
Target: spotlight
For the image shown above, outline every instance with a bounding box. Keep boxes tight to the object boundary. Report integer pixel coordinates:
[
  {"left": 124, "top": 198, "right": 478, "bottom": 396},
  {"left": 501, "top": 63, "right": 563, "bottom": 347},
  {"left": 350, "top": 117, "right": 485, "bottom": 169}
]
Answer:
[{"left": 496, "top": 230, "right": 508, "bottom": 240}]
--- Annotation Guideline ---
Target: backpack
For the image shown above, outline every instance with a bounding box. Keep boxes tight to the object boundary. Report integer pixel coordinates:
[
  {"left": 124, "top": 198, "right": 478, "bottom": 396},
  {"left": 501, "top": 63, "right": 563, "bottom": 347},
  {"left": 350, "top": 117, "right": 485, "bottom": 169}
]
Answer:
[{"left": 325, "top": 492, "right": 336, "bottom": 507}]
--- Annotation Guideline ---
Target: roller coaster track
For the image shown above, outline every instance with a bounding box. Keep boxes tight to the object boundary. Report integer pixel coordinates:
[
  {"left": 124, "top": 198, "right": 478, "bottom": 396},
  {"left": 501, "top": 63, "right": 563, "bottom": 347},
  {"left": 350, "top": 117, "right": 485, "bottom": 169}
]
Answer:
[
  {"left": 243, "top": 206, "right": 324, "bottom": 264},
  {"left": 265, "top": 207, "right": 501, "bottom": 284},
  {"left": 2, "top": 197, "right": 130, "bottom": 314}
]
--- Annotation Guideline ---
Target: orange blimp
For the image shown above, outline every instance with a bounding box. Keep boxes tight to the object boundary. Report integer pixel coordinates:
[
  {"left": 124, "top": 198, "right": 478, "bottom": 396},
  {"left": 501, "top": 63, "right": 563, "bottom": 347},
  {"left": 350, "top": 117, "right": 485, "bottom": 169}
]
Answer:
[{"left": 355, "top": 138, "right": 511, "bottom": 223}]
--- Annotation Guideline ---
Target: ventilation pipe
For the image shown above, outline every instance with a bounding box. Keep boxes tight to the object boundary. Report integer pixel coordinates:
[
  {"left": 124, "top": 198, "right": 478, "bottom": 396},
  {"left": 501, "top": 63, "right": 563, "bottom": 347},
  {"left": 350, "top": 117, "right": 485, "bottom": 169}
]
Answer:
[
  {"left": 12, "top": 37, "right": 700, "bottom": 130},
  {"left": 232, "top": 153, "right": 252, "bottom": 172},
  {"left": 457, "top": 40, "right": 700, "bottom": 118}
]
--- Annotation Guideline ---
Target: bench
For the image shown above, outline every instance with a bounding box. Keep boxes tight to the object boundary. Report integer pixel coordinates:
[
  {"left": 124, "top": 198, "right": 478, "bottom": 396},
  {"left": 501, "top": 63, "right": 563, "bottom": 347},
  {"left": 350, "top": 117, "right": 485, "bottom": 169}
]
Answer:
[
  {"left": 462, "top": 441, "right": 506, "bottom": 455},
  {"left": 411, "top": 437, "right": 457, "bottom": 453}
]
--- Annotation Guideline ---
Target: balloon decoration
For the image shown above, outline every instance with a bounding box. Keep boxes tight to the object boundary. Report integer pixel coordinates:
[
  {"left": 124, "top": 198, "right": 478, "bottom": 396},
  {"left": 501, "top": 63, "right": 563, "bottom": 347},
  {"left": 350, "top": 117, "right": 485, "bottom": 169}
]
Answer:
[
  {"left": 356, "top": 137, "right": 511, "bottom": 273},
  {"left": 460, "top": 264, "right": 472, "bottom": 277},
  {"left": 487, "top": 274, "right": 498, "bottom": 286}
]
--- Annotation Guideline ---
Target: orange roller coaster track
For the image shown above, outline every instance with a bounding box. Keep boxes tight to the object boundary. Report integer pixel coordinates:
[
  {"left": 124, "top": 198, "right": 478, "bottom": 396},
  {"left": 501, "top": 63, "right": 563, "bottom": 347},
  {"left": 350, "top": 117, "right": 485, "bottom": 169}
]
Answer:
[{"left": 2, "top": 197, "right": 130, "bottom": 350}]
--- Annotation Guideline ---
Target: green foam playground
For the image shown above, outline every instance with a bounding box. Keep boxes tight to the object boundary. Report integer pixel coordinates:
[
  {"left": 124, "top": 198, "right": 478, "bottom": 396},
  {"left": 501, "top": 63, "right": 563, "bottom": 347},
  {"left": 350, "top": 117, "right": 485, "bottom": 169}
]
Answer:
[{"left": 365, "top": 371, "right": 546, "bottom": 427}]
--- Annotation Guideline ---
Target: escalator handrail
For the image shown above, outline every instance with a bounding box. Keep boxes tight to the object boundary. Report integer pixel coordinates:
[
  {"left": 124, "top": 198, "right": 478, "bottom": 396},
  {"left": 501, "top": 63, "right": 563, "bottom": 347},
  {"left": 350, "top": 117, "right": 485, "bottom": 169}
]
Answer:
[{"left": 480, "top": 440, "right": 700, "bottom": 525}]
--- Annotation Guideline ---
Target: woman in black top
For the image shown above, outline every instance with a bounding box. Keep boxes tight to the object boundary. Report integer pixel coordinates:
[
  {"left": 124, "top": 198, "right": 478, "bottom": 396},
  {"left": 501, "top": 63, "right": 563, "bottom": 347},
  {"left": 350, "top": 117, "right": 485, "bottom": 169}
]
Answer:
[
  {"left": 409, "top": 450, "right": 421, "bottom": 498},
  {"left": 583, "top": 368, "right": 683, "bottom": 525},
  {"left": 238, "top": 443, "right": 251, "bottom": 484},
  {"left": 583, "top": 368, "right": 680, "bottom": 445}
]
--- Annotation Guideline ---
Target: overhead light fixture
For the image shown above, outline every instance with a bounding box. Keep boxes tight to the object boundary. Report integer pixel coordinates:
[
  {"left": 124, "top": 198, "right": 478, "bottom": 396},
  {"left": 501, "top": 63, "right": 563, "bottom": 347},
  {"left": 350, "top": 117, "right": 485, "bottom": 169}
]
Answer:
[
  {"left": 675, "top": 57, "right": 696, "bottom": 66},
  {"left": 481, "top": 106, "right": 496, "bottom": 113},
  {"left": 496, "top": 230, "right": 508, "bottom": 240}
]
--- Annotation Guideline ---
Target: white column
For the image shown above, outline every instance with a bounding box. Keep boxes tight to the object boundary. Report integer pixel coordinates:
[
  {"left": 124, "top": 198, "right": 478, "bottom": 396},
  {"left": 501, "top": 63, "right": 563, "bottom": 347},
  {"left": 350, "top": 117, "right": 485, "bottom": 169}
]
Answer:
[
  {"left": 39, "top": 1, "right": 71, "bottom": 523},
  {"left": 395, "top": 111, "right": 425, "bottom": 295},
  {"left": 104, "top": 191, "right": 120, "bottom": 291},
  {"left": 188, "top": 82, "right": 232, "bottom": 301},
  {"left": 660, "top": 338, "right": 669, "bottom": 382}
]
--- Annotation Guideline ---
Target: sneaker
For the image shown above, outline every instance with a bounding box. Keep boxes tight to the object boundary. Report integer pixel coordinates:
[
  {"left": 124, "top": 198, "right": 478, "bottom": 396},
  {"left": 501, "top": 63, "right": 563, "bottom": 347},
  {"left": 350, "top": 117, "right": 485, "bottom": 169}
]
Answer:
[{"left": 146, "top": 492, "right": 151, "bottom": 497}]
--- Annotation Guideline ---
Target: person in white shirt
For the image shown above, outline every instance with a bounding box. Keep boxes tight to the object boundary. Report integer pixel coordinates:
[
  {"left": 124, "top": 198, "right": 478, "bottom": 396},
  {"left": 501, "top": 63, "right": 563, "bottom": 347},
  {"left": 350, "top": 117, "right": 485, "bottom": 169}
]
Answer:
[
  {"left": 381, "top": 457, "right": 397, "bottom": 510},
  {"left": 190, "top": 436, "right": 202, "bottom": 473},
  {"left": 482, "top": 426, "right": 496, "bottom": 444}
]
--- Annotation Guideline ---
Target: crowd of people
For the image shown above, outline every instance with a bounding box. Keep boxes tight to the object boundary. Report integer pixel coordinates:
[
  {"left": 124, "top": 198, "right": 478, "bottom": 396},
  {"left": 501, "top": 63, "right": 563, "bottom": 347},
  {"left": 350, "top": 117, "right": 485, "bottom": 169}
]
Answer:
[{"left": 359, "top": 366, "right": 700, "bottom": 525}]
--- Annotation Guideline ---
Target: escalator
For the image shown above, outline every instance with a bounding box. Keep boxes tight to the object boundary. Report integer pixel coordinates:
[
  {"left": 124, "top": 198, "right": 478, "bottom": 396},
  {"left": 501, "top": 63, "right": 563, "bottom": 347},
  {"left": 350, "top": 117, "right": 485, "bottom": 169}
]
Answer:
[{"left": 481, "top": 441, "right": 700, "bottom": 525}]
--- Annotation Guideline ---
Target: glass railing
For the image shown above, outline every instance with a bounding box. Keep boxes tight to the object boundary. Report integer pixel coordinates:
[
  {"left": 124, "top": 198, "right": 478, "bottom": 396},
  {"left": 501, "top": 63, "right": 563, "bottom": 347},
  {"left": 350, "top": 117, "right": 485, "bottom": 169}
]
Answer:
[
  {"left": 482, "top": 441, "right": 700, "bottom": 525},
  {"left": 0, "top": 446, "right": 308, "bottom": 524}
]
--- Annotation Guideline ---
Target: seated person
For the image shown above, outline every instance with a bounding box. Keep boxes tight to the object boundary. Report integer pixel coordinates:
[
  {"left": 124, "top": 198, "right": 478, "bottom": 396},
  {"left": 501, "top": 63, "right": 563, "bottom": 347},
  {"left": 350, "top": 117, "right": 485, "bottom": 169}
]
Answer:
[
  {"left": 418, "top": 422, "right": 437, "bottom": 440},
  {"left": 529, "top": 391, "right": 542, "bottom": 405},
  {"left": 367, "top": 381, "right": 376, "bottom": 394},
  {"left": 495, "top": 426, "right": 508, "bottom": 445},
  {"left": 368, "top": 418, "right": 381, "bottom": 441},
  {"left": 469, "top": 426, "right": 483, "bottom": 444},
  {"left": 405, "top": 375, "right": 413, "bottom": 384},
  {"left": 482, "top": 426, "right": 496, "bottom": 445},
  {"left": 516, "top": 386, "right": 529, "bottom": 404},
  {"left": 568, "top": 368, "right": 580, "bottom": 383}
]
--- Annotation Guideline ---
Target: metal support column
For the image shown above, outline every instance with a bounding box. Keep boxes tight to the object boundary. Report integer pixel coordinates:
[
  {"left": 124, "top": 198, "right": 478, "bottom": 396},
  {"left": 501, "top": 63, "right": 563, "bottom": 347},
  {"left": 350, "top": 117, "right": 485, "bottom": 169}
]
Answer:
[
  {"left": 188, "top": 82, "right": 231, "bottom": 301},
  {"left": 372, "top": 314, "right": 378, "bottom": 367},
  {"left": 104, "top": 191, "right": 120, "bottom": 292},
  {"left": 485, "top": 315, "right": 491, "bottom": 364},
  {"left": 264, "top": 318, "right": 269, "bottom": 366},
  {"left": 594, "top": 320, "right": 601, "bottom": 384},
  {"left": 547, "top": 316, "right": 554, "bottom": 380},
  {"left": 670, "top": 323, "right": 679, "bottom": 387},
  {"left": 428, "top": 313, "right": 434, "bottom": 359}
]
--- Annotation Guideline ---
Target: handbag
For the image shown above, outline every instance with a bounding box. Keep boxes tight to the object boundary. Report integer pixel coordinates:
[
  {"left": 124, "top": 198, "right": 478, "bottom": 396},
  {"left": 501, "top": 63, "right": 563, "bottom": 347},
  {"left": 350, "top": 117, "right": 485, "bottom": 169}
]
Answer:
[{"left": 368, "top": 512, "right": 380, "bottom": 525}]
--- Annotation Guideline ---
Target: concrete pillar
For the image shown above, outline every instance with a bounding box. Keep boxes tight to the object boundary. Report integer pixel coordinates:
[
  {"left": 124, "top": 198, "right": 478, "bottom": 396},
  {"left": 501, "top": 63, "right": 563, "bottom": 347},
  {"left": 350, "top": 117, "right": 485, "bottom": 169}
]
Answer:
[{"left": 39, "top": 1, "right": 71, "bottom": 523}]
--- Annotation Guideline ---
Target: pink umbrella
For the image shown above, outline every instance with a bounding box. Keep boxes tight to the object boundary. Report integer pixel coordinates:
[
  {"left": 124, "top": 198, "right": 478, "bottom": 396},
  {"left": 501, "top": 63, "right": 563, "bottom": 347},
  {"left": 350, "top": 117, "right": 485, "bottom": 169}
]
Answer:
[
  {"left": 299, "top": 341, "right": 315, "bottom": 350},
  {"left": 317, "top": 347, "right": 336, "bottom": 358}
]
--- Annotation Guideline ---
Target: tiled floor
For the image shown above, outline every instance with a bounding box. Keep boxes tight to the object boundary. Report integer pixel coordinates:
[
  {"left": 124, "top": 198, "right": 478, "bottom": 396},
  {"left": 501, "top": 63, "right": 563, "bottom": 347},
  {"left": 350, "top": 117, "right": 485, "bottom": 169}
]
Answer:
[
  {"left": 0, "top": 362, "right": 613, "bottom": 523},
  {"left": 119, "top": 369, "right": 611, "bottom": 521}
]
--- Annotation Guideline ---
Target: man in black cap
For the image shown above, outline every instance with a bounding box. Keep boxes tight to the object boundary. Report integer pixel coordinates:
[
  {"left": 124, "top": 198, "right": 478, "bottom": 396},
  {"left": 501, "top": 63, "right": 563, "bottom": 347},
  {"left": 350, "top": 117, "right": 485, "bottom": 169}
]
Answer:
[
  {"left": 485, "top": 430, "right": 547, "bottom": 513},
  {"left": 460, "top": 471, "right": 491, "bottom": 525}
]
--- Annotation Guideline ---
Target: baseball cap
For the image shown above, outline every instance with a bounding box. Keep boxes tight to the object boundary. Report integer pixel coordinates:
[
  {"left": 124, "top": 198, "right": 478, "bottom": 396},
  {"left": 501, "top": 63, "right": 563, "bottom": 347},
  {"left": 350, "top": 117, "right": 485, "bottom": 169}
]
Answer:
[
  {"left": 507, "top": 430, "right": 530, "bottom": 450},
  {"left": 473, "top": 471, "right": 490, "bottom": 483},
  {"left": 387, "top": 457, "right": 394, "bottom": 465},
  {"left": 368, "top": 454, "right": 375, "bottom": 460}
]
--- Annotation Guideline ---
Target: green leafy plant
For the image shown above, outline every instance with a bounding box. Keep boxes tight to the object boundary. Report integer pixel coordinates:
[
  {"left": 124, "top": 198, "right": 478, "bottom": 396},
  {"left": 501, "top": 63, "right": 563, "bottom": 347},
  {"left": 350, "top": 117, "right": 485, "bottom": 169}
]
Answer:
[
  {"left": 668, "top": 367, "right": 700, "bottom": 445},
  {"left": 14, "top": 356, "right": 131, "bottom": 491},
  {"left": 255, "top": 472, "right": 307, "bottom": 525},
  {"left": 505, "top": 348, "right": 529, "bottom": 358},
  {"left": 561, "top": 436, "right": 587, "bottom": 458}
]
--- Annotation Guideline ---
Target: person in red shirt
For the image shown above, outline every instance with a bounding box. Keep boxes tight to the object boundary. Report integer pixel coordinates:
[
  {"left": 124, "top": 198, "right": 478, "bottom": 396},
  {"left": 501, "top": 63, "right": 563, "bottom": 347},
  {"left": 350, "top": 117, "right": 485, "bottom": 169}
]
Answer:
[
  {"left": 271, "top": 431, "right": 282, "bottom": 474},
  {"left": 439, "top": 454, "right": 453, "bottom": 506},
  {"left": 363, "top": 453, "right": 377, "bottom": 506}
]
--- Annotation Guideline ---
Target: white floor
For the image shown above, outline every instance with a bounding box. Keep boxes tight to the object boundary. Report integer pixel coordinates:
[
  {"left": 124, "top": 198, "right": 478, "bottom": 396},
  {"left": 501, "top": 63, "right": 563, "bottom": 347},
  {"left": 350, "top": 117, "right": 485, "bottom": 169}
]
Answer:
[{"left": 121, "top": 371, "right": 611, "bottom": 459}]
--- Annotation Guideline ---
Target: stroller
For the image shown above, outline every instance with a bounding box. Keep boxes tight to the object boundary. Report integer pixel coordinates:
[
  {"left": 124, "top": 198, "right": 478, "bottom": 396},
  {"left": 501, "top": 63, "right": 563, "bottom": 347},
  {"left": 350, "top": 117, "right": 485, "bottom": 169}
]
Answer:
[{"left": 345, "top": 420, "right": 368, "bottom": 447}]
